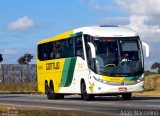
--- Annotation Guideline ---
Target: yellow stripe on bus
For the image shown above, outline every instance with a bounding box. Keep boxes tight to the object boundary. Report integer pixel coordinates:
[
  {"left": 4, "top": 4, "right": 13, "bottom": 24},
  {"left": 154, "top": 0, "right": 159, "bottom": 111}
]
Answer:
[
  {"left": 38, "top": 30, "right": 73, "bottom": 44},
  {"left": 101, "top": 75, "right": 125, "bottom": 82}
]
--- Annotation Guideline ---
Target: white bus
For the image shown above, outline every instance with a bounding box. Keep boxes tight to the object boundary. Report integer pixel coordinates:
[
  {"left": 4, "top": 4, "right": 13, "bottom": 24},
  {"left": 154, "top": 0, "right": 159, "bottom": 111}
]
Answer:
[{"left": 37, "top": 25, "right": 149, "bottom": 100}]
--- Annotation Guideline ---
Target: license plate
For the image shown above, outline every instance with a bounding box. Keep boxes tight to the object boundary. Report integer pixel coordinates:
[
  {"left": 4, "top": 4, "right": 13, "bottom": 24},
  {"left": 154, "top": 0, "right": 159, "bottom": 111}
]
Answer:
[{"left": 119, "top": 87, "right": 127, "bottom": 91}]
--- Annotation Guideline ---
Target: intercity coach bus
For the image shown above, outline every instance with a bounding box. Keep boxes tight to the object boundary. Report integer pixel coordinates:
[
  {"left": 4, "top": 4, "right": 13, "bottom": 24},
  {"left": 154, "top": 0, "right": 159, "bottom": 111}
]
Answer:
[{"left": 37, "top": 25, "right": 149, "bottom": 100}]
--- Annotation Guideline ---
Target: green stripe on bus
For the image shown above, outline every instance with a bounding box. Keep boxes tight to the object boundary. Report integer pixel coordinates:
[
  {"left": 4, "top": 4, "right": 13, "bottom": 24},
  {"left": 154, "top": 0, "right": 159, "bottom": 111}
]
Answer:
[
  {"left": 70, "top": 32, "right": 83, "bottom": 37},
  {"left": 124, "top": 76, "right": 140, "bottom": 81},
  {"left": 60, "top": 57, "right": 77, "bottom": 87}
]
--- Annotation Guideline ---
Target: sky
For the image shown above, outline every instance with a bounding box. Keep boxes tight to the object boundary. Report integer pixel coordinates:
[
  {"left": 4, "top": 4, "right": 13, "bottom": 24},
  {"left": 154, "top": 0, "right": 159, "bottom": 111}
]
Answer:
[{"left": 0, "top": 0, "right": 160, "bottom": 70}]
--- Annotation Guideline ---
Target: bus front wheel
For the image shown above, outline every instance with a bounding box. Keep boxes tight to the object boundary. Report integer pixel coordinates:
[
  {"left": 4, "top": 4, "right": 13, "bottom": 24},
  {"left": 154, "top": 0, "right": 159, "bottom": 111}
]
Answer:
[
  {"left": 122, "top": 93, "right": 132, "bottom": 100},
  {"left": 81, "top": 81, "right": 93, "bottom": 101}
]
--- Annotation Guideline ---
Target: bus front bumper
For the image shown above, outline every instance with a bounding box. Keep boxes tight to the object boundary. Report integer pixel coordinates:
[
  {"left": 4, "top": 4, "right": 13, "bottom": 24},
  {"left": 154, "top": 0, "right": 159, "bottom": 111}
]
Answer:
[{"left": 88, "top": 81, "right": 144, "bottom": 94}]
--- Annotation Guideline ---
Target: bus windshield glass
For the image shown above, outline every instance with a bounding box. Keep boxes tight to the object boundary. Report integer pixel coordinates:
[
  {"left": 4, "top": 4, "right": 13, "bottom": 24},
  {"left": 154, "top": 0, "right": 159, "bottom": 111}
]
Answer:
[{"left": 93, "top": 37, "right": 143, "bottom": 76}]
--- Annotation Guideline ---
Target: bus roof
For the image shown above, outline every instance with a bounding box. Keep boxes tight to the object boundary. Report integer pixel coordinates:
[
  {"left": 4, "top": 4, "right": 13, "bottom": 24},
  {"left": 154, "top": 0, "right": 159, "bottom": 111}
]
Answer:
[
  {"left": 74, "top": 26, "right": 138, "bottom": 37},
  {"left": 38, "top": 26, "right": 138, "bottom": 44}
]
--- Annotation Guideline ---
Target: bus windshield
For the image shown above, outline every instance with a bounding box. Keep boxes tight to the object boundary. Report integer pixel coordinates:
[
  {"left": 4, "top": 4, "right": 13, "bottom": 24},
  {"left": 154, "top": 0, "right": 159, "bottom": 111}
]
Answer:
[{"left": 93, "top": 37, "right": 143, "bottom": 76}]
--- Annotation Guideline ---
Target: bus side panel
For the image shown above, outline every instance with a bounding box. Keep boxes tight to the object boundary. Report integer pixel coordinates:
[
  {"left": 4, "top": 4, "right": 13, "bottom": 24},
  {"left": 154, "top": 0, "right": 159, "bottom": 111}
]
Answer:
[
  {"left": 60, "top": 57, "right": 77, "bottom": 87},
  {"left": 37, "top": 59, "right": 65, "bottom": 93},
  {"left": 37, "top": 57, "right": 89, "bottom": 94},
  {"left": 59, "top": 57, "right": 89, "bottom": 94}
]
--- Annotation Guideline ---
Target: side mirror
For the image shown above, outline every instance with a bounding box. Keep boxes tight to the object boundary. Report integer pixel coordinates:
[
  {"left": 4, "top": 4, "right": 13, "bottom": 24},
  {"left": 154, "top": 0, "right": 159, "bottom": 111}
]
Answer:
[
  {"left": 87, "top": 42, "right": 97, "bottom": 73},
  {"left": 142, "top": 42, "right": 149, "bottom": 57},
  {"left": 0, "top": 54, "right": 3, "bottom": 62},
  {"left": 87, "top": 42, "right": 96, "bottom": 58}
]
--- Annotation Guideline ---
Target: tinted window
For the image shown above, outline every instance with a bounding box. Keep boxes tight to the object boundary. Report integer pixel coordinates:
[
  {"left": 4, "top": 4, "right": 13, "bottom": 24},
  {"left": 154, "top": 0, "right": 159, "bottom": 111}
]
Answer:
[{"left": 38, "top": 35, "right": 84, "bottom": 61}]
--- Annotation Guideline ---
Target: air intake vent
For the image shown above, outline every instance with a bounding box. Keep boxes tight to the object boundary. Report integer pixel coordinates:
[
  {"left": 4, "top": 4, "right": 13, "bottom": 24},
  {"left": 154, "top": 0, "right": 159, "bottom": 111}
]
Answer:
[{"left": 100, "top": 25, "right": 118, "bottom": 27}]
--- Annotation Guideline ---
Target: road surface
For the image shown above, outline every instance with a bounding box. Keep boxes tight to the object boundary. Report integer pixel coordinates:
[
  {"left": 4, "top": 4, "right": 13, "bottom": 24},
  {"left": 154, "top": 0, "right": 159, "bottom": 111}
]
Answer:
[{"left": 0, "top": 94, "right": 160, "bottom": 115}]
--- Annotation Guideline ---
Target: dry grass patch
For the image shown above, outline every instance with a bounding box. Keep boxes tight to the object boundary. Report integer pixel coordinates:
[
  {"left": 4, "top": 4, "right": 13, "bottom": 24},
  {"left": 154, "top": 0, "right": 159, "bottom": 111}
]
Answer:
[
  {"left": 144, "top": 74, "right": 160, "bottom": 91},
  {"left": 0, "top": 82, "right": 37, "bottom": 93}
]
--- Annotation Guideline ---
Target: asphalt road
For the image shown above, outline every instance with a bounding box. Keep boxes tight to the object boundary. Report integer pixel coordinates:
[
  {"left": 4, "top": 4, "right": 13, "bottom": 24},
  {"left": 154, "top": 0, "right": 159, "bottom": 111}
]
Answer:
[{"left": 0, "top": 94, "right": 160, "bottom": 115}]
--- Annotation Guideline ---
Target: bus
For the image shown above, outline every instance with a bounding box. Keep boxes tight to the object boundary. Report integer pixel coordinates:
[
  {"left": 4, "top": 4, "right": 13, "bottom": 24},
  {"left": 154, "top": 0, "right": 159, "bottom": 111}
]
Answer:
[{"left": 37, "top": 25, "right": 149, "bottom": 100}]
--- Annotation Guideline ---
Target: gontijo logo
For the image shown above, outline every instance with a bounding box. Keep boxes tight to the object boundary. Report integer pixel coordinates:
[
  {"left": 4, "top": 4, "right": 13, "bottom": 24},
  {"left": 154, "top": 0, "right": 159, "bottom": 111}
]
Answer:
[{"left": 46, "top": 62, "right": 60, "bottom": 70}]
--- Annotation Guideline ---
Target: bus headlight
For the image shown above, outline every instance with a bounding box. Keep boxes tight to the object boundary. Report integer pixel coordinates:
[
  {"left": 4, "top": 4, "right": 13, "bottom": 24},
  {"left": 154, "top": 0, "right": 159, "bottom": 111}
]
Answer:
[{"left": 93, "top": 76, "right": 108, "bottom": 84}]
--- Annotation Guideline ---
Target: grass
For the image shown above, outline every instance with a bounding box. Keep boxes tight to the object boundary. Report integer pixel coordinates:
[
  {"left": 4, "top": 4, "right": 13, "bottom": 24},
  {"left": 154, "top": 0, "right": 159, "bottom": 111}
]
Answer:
[
  {"left": 133, "top": 74, "right": 160, "bottom": 96},
  {"left": 17, "top": 110, "right": 102, "bottom": 116},
  {"left": 0, "top": 82, "right": 37, "bottom": 93},
  {"left": 144, "top": 74, "right": 160, "bottom": 91},
  {"left": 0, "top": 106, "right": 104, "bottom": 116},
  {"left": 133, "top": 90, "right": 160, "bottom": 96}
]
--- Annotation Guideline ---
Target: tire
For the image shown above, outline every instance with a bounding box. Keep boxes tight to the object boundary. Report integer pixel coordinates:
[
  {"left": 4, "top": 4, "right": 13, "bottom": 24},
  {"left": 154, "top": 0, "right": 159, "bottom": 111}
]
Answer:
[
  {"left": 122, "top": 93, "right": 132, "bottom": 100},
  {"left": 47, "top": 88, "right": 53, "bottom": 99},
  {"left": 47, "top": 84, "right": 58, "bottom": 100},
  {"left": 45, "top": 82, "right": 48, "bottom": 94},
  {"left": 81, "top": 81, "right": 93, "bottom": 101},
  {"left": 58, "top": 94, "right": 64, "bottom": 99}
]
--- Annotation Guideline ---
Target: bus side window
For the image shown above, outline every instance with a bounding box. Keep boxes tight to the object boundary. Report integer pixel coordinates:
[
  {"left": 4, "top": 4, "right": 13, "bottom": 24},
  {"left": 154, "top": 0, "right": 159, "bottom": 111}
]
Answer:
[
  {"left": 38, "top": 44, "right": 43, "bottom": 61},
  {"left": 67, "top": 38, "right": 74, "bottom": 57},
  {"left": 75, "top": 35, "right": 84, "bottom": 59},
  {"left": 44, "top": 44, "right": 49, "bottom": 60},
  {"left": 50, "top": 42, "right": 56, "bottom": 59},
  {"left": 55, "top": 41, "right": 61, "bottom": 58},
  {"left": 60, "top": 40, "right": 67, "bottom": 58},
  {"left": 38, "top": 44, "right": 48, "bottom": 61}
]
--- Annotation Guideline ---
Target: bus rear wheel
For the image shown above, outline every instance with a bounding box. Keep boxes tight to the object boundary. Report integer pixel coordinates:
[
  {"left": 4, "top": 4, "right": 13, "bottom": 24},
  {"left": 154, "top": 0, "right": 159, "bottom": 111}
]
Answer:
[
  {"left": 58, "top": 94, "right": 64, "bottom": 99},
  {"left": 122, "top": 93, "right": 132, "bottom": 100},
  {"left": 47, "top": 84, "right": 58, "bottom": 100},
  {"left": 81, "top": 81, "right": 93, "bottom": 101},
  {"left": 45, "top": 82, "right": 48, "bottom": 94}
]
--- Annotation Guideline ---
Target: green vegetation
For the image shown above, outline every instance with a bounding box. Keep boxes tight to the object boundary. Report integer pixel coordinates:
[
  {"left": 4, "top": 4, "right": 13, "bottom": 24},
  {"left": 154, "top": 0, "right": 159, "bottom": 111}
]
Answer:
[
  {"left": 17, "top": 53, "right": 34, "bottom": 64},
  {"left": 151, "top": 62, "right": 160, "bottom": 74},
  {"left": 144, "top": 70, "right": 157, "bottom": 76}
]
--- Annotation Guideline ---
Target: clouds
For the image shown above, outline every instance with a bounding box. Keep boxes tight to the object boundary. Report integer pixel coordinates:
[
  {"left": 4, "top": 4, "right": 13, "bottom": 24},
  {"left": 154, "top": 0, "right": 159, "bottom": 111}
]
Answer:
[
  {"left": 0, "top": 0, "right": 159, "bottom": 68},
  {"left": 7, "top": 16, "right": 34, "bottom": 31},
  {"left": 116, "top": 0, "right": 160, "bottom": 15},
  {"left": 116, "top": 0, "right": 160, "bottom": 35},
  {"left": 1, "top": 47, "right": 36, "bottom": 64},
  {"left": 3, "top": 48, "right": 16, "bottom": 55},
  {"left": 116, "top": 0, "right": 160, "bottom": 70},
  {"left": 116, "top": 0, "right": 160, "bottom": 46},
  {"left": 128, "top": 15, "right": 160, "bottom": 34},
  {"left": 97, "top": 17, "right": 129, "bottom": 25},
  {"left": 89, "top": 0, "right": 160, "bottom": 70},
  {"left": 89, "top": 0, "right": 112, "bottom": 11},
  {"left": 93, "top": 0, "right": 160, "bottom": 38},
  {"left": 1, "top": 16, "right": 37, "bottom": 64}
]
